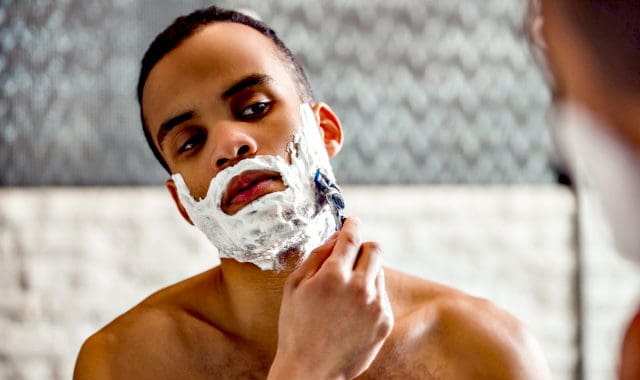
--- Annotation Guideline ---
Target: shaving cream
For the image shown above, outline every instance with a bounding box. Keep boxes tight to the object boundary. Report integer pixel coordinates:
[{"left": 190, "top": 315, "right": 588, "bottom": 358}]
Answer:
[{"left": 172, "top": 104, "right": 339, "bottom": 271}]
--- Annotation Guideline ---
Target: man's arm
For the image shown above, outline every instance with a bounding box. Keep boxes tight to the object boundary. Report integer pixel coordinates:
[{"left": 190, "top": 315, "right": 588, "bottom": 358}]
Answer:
[{"left": 269, "top": 218, "right": 394, "bottom": 380}]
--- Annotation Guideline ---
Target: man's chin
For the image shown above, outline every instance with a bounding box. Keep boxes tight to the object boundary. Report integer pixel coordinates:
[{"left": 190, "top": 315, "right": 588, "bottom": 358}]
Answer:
[
  {"left": 219, "top": 246, "right": 307, "bottom": 273},
  {"left": 272, "top": 247, "right": 307, "bottom": 273}
]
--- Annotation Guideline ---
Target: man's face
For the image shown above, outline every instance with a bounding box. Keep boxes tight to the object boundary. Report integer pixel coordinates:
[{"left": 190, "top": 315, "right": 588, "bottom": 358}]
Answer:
[{"left": 142, "top": 22, "right": 308, "bottom": 211}]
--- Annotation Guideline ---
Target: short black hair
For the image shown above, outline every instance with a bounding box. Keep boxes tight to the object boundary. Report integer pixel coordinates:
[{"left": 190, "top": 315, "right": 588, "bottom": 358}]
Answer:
[{"left": 137, "top": 5, "right": 314, "bottom": 173}]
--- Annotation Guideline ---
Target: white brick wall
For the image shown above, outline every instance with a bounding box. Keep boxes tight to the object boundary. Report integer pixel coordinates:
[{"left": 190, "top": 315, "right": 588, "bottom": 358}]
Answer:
[{"left": 1, "top": 186, "right": 636, "bottom": 380}]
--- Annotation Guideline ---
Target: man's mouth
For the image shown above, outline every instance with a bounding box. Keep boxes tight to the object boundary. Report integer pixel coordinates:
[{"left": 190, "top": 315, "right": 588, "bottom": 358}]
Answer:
[{"left": 222, "top": 170, "right": 286, "bottom": 215}]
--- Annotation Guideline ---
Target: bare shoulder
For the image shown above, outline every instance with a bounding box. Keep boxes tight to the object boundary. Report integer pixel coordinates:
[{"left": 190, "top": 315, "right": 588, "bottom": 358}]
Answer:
[
  {"left": 74, "top": 268, "right": 227, "bottom": 380},
  {"left": 378, "top": 268, "right": 551, "bottom": 380},
  {"left": 74, "top": 302, "right": 177, "bottom": 379}
]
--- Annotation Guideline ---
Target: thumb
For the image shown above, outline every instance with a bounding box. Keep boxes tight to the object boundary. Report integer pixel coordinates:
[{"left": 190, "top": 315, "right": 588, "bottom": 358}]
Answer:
[{"left": 288, "top": 233, "right": 339, "bottom": 285}]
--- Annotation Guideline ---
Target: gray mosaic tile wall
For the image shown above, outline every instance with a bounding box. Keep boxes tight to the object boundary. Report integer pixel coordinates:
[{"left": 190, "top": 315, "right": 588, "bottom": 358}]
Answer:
[{"left": 0, "top": 0, "right": 553, "bottom": 185}]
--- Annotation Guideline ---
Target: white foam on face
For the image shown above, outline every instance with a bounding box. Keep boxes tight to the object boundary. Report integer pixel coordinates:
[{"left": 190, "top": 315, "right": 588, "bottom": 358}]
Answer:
[{"left": 172, "top": 104, "right": 338, "bottom": 271}]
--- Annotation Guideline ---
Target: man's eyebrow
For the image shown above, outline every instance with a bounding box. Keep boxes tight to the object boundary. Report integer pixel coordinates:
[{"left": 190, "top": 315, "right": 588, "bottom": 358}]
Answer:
[
  {"left": 222, "top": 74, "right": 274, "bottom": 100},
  {"left": 155, "top": 74, "right": 272, "bottom": 149},
  {"left": 157, "top": 110, "right": 195, "bottom": 149}
]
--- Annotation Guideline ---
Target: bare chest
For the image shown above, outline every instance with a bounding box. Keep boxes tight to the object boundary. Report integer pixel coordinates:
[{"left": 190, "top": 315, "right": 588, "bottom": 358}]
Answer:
[
  {"left": 174, "top": 334, "right": 273, "bottom": 380},
  {"left": 357, "top": 320, "right": 457, "bottom": 380},
  {"left": 155, "top": 332, "right": 447, "bottom": 380},
  {"left": 359, "top": 356, "right": 451, "bottom": 380},
  {"left": 212, "top": 327, "right": 449, "bottom": 380},
  {"left": 135, "top": 309, "right": 451, "bottom": 379}
]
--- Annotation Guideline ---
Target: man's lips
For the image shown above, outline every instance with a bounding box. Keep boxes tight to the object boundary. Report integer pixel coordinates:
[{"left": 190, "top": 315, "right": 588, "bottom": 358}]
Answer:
[{"left": 222, "top": 170, "right": 285, "bottom": 215}]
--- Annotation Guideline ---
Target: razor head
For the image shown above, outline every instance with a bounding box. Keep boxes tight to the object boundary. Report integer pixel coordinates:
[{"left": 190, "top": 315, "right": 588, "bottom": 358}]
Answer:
[{"left": 314, "top": 169, "right": 346, "bottom": 229}]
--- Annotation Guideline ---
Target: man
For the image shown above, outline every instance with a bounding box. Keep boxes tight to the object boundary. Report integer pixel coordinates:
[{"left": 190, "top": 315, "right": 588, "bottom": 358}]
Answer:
[
  {"left": 527, "top": 1, "right": 640, "bottom": 379},
  {"left": 74, "top": 5, "right": 550, "bottom": 379}
]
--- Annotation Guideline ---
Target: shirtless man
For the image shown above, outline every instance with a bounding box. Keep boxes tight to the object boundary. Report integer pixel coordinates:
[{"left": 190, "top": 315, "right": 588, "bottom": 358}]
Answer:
[
  {"left": 527, "top": 1, "right": 640, "bottom": 379},
  {"left": 74, "top": 6, "right": 550, "bottom": 379}
]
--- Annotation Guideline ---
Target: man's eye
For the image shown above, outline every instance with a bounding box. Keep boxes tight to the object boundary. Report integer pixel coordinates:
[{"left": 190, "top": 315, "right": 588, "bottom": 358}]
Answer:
[
  {"left": 239, "top": 101, "right": 271, "bottom": 118},
  {"left": 178, "top": 132, "right": 205, "bottom": 154}
]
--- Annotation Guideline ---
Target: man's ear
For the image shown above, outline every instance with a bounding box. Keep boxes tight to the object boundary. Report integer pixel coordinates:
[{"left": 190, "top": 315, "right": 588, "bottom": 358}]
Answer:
[
  {"left": 311, "top": 102, "right": 343, "bottom": 158},
  {"left": 166, "top": 179, "right": 194, "bottom": 225}
]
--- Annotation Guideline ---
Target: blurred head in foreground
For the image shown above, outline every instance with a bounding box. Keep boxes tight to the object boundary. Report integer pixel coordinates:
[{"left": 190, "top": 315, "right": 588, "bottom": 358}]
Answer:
[{"left": 527, "top": 1, "right": 640, "bottom": 378}]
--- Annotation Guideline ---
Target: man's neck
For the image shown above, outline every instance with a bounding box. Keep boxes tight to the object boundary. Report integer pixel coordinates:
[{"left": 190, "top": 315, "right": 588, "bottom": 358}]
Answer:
[{"left": 216, "top": 258, "right": 293, "bottom": 355}]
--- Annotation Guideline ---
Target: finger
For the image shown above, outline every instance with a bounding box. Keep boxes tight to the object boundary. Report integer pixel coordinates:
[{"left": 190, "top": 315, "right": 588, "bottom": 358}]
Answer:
[
  {"left": 376, "top": 267, "right": 386, "bottom": 294},
  {"left": 376, "top": 269, "right": 394, "bottom": 336},
  {"left": 376, "top": 268, "right": 392, "bottom": 313},
  {"left": 324, "top": 217, "right": 361, "bottom": 270},
  {"left": 353, "top": 242, "right": 383, "bottom": 284},
  {"left": 326, "top": 231, "right": 339, "bottom": 241},
  {"left": 289, "top": 234, "right": 339, "bottom": 284}
]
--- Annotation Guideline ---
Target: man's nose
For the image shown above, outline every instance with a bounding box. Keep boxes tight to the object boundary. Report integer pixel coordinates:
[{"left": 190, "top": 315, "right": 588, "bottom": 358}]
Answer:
[{"left": 210, "top": 124, "right": 258, "bottom": 170}]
